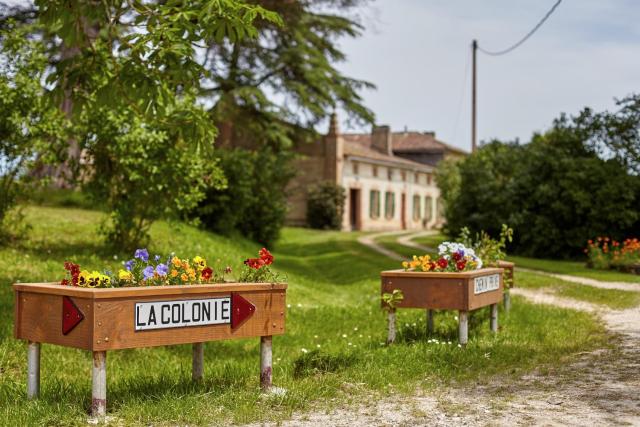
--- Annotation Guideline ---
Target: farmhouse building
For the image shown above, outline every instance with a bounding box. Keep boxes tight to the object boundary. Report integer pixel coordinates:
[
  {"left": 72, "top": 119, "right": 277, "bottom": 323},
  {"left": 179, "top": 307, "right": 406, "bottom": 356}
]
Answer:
[{"left": 287, "top": 114, "right": 466, "bottom": 231}]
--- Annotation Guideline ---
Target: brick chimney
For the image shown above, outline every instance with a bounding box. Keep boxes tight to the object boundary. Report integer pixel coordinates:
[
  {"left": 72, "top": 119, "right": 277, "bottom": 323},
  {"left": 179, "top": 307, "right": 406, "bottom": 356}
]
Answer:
[
  {"left": 372, "top": 125, "right": 392, "bottom": 155},
  {"left": 324, "top": 113, "right": 343, "bottom": 183}
]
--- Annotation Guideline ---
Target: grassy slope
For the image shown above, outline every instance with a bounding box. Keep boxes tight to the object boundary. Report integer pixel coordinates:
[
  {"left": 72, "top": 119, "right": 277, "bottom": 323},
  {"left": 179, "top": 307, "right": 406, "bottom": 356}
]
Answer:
[{"left": 0, "top": 207, "right": 613, "bottom": 425}]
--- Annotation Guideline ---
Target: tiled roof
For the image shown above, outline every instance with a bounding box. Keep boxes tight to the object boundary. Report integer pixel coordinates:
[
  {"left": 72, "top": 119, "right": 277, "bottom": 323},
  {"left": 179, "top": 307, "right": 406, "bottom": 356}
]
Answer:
[
  {"left": 343, "top": 131, "right": 468, "bottom": 155},
  {"left": 342, "top": 134, "right": 434, "bottom": 171}
]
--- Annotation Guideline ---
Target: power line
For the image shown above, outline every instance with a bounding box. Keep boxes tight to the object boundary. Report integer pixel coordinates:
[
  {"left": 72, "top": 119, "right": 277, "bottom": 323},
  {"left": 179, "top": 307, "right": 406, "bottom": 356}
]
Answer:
[{"left": 477, "top": 0, "right": 562, "bottom": 56}]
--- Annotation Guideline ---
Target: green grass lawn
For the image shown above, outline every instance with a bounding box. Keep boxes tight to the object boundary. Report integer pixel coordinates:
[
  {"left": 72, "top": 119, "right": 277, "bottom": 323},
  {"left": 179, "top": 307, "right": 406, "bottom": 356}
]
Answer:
[{"left": 0, "top": 207, "right": 617, "bottom": 425}]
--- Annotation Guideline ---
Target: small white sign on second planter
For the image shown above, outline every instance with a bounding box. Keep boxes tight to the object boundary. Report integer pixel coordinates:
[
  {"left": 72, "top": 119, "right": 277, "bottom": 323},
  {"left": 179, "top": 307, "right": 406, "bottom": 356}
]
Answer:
[
  {"left": 135, "top": 297, "right": 231, "bottom": 331},
  {"left": 473, "top": 274, "right": 500, "bottom": 295}
]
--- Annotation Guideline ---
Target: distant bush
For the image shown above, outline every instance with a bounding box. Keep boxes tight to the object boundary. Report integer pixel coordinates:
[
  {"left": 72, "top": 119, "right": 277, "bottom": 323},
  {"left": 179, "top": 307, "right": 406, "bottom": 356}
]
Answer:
[
  {"left": 438, "top": 117, "right": 640, "bottom": 259},
  {"left": 306, "top": 181, "right": 346, "bottom": 230},
  {"left": 28, "top": 188, "right": 95, "bottom": 210},
  {"left": 194, "top": 147, "right": 293, "bottom": 248}
]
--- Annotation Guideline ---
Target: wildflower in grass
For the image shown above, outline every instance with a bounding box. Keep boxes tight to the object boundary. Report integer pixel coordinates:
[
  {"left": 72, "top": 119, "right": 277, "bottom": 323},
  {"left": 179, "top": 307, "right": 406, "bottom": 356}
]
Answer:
[{"left": 301, "top": 348, "right": 308, "bottom": 353}]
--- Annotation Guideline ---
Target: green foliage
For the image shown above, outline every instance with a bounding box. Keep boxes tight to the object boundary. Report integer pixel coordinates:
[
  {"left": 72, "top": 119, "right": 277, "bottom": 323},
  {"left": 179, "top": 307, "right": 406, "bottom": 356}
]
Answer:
[
  {"left": 306, "top": 181, "right": 346, "bottom": 230},
  {"left": 585, "top": 238, "right": 640, "bottom": 274},
  {"left": 8, "top": 1, "right": 281, "bottom": 248},
  {"left": 575, "top": 94, "right": 640, "bottom": 174},
  {"left": 458, "top": 224, "right": 513, "bottom": 267},
  {"left": 439, "top": 116, "right": 640, "bottom": 259},
  {"left": 381, "top": 289, "right": 404, "bottom": 311},
  {"left": 81, "top": 103, "right": 226, "bottom": 250},
  {"left": 194, "top": 147, "right": 293, "bottom": 248},
  {"left": 205, "top": 0, "right": 374, "bottom": 151},
  {"left": 0, "top": 23, "right": 66, "bottom": 242}
]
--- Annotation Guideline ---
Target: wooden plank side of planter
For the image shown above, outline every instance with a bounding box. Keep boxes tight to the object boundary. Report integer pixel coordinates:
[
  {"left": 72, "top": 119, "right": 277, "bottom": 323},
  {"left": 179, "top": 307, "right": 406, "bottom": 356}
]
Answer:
[
  {"left": 15, "top": 291, "right": 94, "bottom": 350},
  {"left": 381, "top": 276, "right": 467, "bottom": 310},
  {"left": 380, "top": 268, "right": 504, "bottom": 311},
  {"left": 92, "top": 289, "right": 286, "bottom": 351}
]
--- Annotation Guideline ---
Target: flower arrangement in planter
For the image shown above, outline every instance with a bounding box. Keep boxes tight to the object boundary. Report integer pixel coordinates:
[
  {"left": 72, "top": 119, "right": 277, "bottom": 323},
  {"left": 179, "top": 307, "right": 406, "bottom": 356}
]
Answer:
[
  {"left": 586, "top": 237, "right": 640, "bottom": 275},
  {"left": 61, "top": 247, "right": 282, "bottom": 287},
  {"left": 402, "top": 242, "right": 482, "bottom": 272}
]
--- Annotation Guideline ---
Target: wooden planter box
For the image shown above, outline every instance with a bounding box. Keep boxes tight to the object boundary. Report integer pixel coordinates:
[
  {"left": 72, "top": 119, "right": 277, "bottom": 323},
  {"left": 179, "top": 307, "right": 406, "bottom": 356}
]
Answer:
[
  {"left": 496, "top": 260, "right": 515, "bottom": 288},
  {"left": 14, "top": 282, "right": 287, "bottom": 417},
  {"left": 380, "top": 268, "right": 503, "bottom": 345}
]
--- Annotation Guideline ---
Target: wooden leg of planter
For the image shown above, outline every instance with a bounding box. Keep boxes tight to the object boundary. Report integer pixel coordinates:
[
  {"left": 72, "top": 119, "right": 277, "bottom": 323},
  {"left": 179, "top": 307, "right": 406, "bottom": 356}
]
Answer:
[
  {"left": 490, "top": 304, "right": 498, "bottom": 333},
  {"left": 426, "top": 309, "right": 434, "bottom": 335},
  {"left": 458, "top": 311, "right": 468, "bottom": 346},
  {"left": 260, "top": 336, "right": 272, "bottom": 392},
  {"left": 504, "top": 291, "right": 511, "bottom": 312},
  {"left": 387, "top": 309, "right": 397, "bottom": 344},
  {"left": 91, "top": 351, "right": 107, "bottom": 418},
  {"left": 27, "top": 341, "right": 40, "bottom": 399},
  {"left": 192, "top": 343, "right": 204, "bottom": 382}
]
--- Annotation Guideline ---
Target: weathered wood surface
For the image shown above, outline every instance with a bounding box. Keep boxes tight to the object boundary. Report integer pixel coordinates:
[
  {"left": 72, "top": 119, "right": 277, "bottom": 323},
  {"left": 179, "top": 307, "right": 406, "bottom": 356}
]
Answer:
[{"left": 14, "top": 283, "right": 287, "bottom": 351}]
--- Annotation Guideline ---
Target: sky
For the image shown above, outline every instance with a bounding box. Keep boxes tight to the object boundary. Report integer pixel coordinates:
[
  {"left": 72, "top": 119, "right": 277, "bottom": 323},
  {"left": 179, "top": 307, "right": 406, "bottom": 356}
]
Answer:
[{"left": 335, "top": 0, "right": 640, "bottom": 152}]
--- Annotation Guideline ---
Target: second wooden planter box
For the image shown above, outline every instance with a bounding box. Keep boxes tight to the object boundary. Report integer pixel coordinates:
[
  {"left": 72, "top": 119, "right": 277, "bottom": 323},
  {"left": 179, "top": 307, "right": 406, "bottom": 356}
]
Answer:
[{"left": 381, "top": 267, "right": 503, "bottom": 345}]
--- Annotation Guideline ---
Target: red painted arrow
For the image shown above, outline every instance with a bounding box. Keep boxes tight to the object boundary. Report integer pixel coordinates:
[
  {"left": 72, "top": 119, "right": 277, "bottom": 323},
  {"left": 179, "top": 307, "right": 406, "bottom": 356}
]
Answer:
[
  {"left": 62, "top": 296, "right": 84, "bottom": 335},
  {"left": 231, "top": 293, "right": 255, "bottom": 329}
]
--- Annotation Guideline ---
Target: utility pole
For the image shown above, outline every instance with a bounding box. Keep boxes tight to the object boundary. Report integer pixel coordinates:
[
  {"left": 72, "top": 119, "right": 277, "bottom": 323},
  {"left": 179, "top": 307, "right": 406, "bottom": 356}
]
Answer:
[{"left": 471, "top": 39, "right": 477, "bottom": 153}]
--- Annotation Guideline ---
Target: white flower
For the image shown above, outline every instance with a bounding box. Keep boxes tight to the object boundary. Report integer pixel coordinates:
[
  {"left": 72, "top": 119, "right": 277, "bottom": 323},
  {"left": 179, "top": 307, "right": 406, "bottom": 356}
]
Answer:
[
  {"left": 301, "top": 348, "right": 308, "bottom": 353},
  {"left": 316, "top": 344, "right": 321, "bottom": 348}
]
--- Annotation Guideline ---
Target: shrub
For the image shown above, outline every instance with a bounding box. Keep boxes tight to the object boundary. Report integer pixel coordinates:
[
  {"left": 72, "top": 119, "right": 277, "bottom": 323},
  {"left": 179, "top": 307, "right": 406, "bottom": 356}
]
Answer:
[
  {"left": 0, "top": 24, "right": 66, "bottom": 242},
  {"left": 81, "top": 104, "right": 224, "bottom": 250},
  {"left": 306, "top": 181, "right": 346, "bottom": 230},
  {"left": 194, "top": 147, "right": 293, "bottom": 248},
  {"left": 438, "top": 118, "right": 640, "bottom": 259}
]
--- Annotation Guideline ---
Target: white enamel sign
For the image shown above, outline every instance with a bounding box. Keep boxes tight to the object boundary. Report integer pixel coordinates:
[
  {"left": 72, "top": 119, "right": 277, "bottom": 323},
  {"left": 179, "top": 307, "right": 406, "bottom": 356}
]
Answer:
[
  {"left": 473, "top": 274, "right": 500, "bottom": 295},
  {"left": 135, "top": 297, "right": 231, "bottom": 331}
]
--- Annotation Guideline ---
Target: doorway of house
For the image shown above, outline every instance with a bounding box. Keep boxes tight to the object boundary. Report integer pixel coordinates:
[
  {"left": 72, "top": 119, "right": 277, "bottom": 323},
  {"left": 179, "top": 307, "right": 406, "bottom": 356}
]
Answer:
[
  {"left": 349, "top": 188, "right": 361, "bottom": 230},
  {"left": 401, "top": 193, "right": 407, "bottom": 230}
]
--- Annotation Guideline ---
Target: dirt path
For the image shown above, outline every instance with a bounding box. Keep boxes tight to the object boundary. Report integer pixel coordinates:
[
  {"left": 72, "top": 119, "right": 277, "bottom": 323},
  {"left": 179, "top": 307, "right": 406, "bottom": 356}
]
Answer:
[
  {"left": 356, "top": 230, "right": 408, "bottom": 261},
  {"left": 396, "top": 230, "right": 438, "bottom": 253},
  {"left": 248, "top": 239, "right": 640, "bottom": 426}
]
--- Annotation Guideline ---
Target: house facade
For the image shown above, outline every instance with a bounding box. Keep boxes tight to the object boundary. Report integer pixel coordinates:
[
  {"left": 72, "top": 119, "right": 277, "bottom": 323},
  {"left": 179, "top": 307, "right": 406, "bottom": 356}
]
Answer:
[{"left": 286, "top": 114, "right": 466, "bottom": 231}]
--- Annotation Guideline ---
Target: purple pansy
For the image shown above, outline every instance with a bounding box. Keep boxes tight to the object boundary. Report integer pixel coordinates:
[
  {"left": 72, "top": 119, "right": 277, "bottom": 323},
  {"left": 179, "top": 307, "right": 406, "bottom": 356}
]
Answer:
[
  {"left": 124, "top": 260, "right": 134, "bottom": 271},
  {"left": 156, "top": 263, "right": 169, "bottom": 277},
  {"left": 154, "top": 255, "right": 161, "bottom": 262},
  {"left": 134, "top": 248, "right": 149, "bottom": 262},
  {"left": 142, "top": 265, "right": 155, "bottom": 280}
]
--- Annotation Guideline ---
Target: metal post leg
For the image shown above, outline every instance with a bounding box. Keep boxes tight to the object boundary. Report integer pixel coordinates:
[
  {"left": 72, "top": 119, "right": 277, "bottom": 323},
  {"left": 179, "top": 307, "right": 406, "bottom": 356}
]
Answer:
[
  {"left": 27, "top": 341, "right": 40, "bottom": 399},
  {"left": 387, "top": 310, "right": 397, "bottom": 344},
  {"left": 458, "top": 311, "right": 468, "bottom": 346},
  {"left": 260, "top": 336, "right": 272, "bottom": 392},
  {"left": 490, "top": 304, "right": 498, "bottom": 333},
  {"left": 192, "top": 343, "right": 204, "bottom": 381},
  {"left": 91, "top": 351, "right": 107, "bottom": 417},
  {"left": 426, "top": 309, "right": 434, "bottom": 335},
  {"left": 504, "top": 292, "right": 511, "bottom": 312}
]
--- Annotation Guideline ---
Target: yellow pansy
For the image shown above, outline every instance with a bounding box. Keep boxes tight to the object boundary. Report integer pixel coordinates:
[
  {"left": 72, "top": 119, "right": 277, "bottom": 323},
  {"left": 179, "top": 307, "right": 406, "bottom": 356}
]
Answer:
[
  {"left": 118, "top": 270, "right": 133, "bottom": 281},
  {"left": 193, "top": 256, "right": 206, "bottom": 270}
]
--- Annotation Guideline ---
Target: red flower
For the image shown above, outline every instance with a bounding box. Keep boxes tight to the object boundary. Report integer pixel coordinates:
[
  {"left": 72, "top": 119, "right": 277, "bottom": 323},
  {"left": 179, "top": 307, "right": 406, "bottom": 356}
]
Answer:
[
  {"left": 61, "top": 279, "right": 69, "bottom": 286},
  {"left": 244, "top": 258, "right": 265, "bottom": 270},
  {"left": 437, "top": 257, "right": 448, "bottom": 269},
  {"left": 201, "top": 266, "right": 213, "bottom": 281},
  {"left": 452, "top": 252, "right": 462, "bottom": 262},
  {"left": 63, "top": 261, "right": 80, "bottom": 286},
  {"left": 259, "top": 248, "right": 274, "bottom": 265},
  {"left": 456, "top": 261, "right": 467, "bottom": 271}
]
